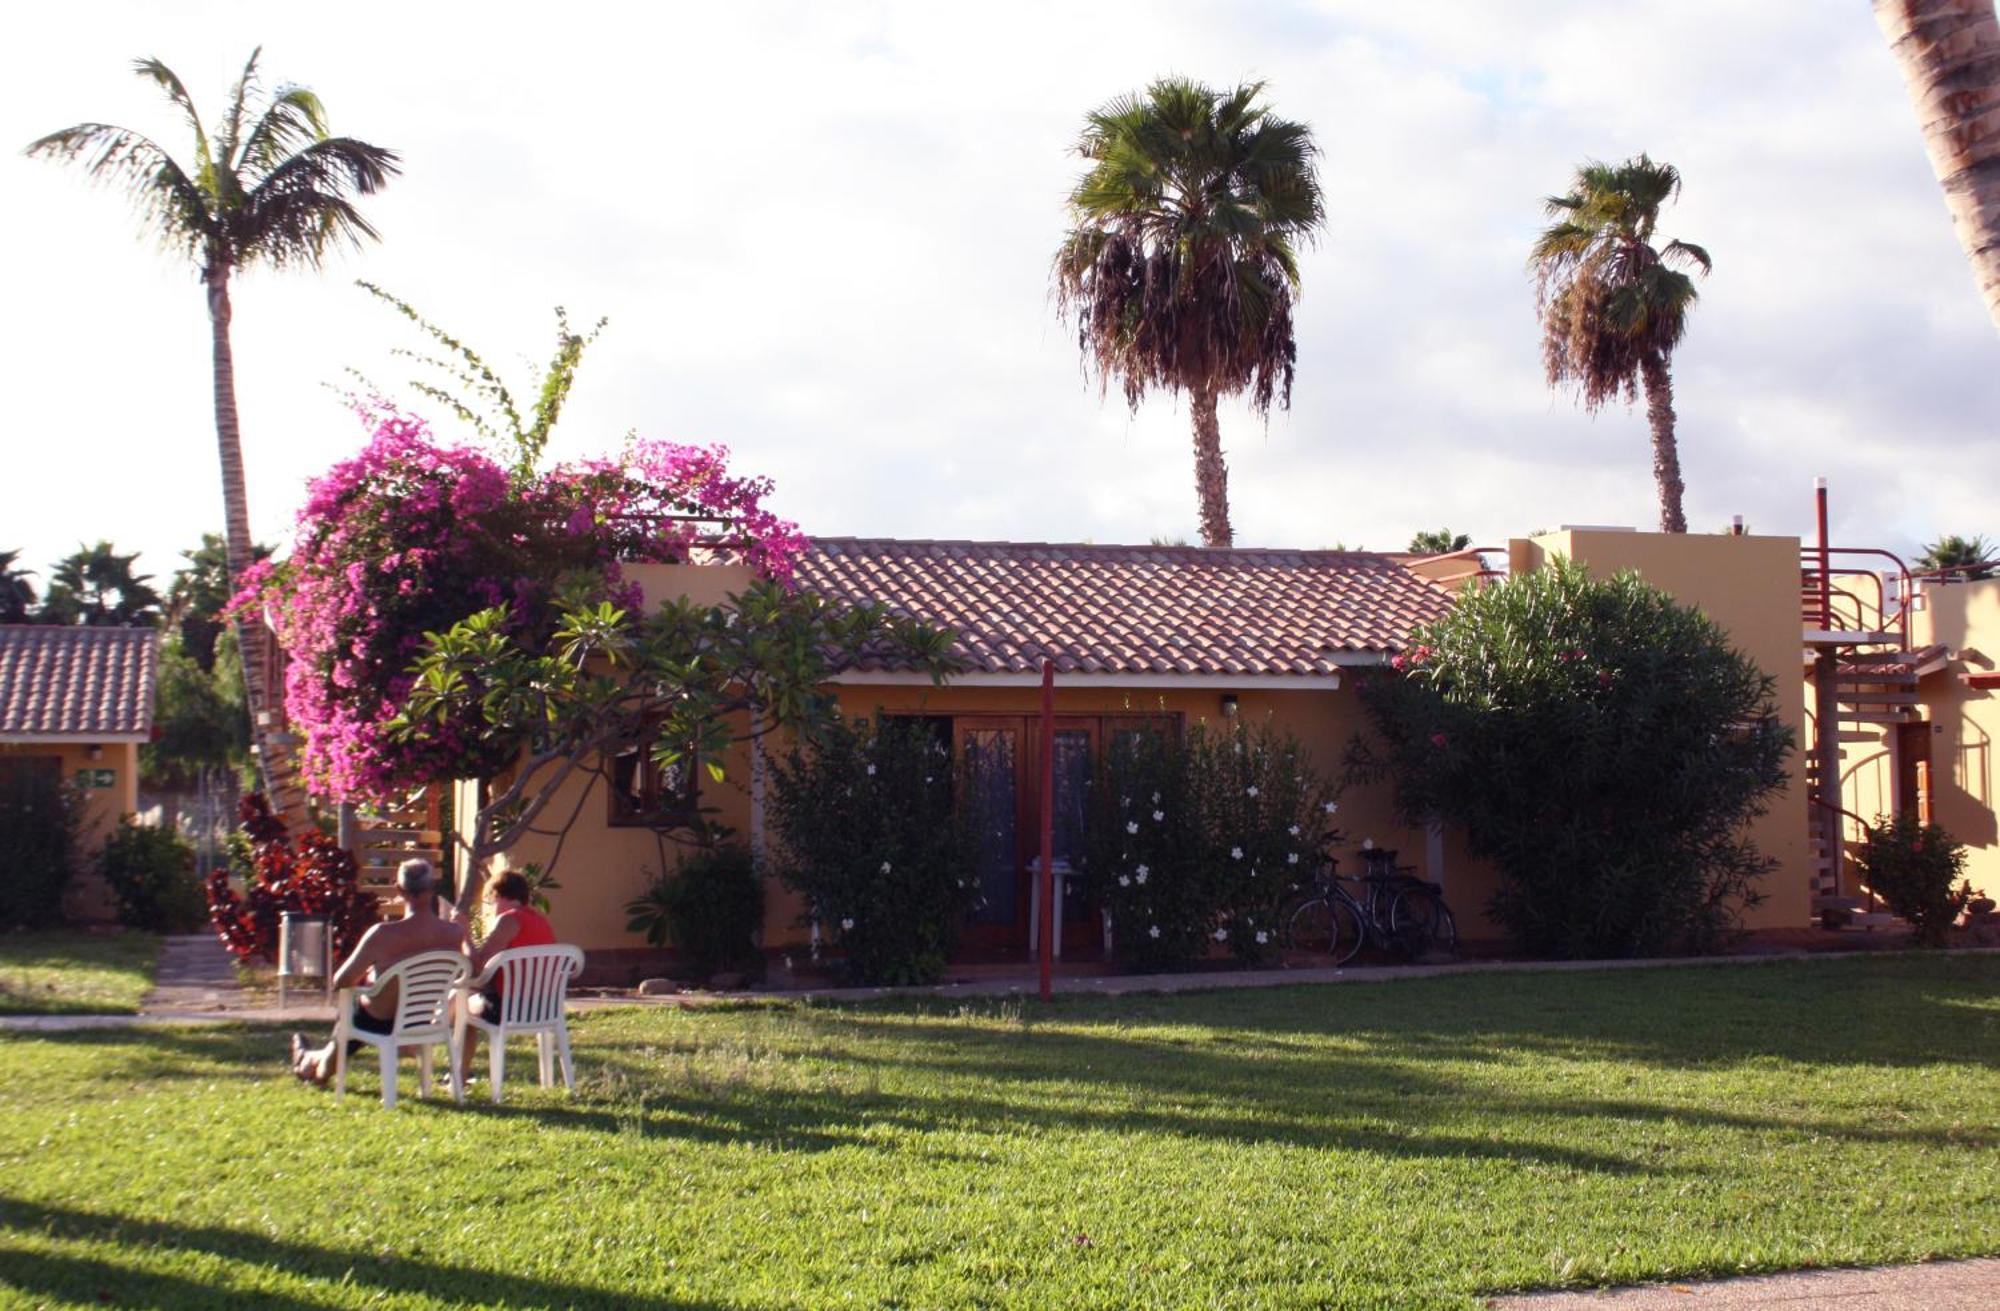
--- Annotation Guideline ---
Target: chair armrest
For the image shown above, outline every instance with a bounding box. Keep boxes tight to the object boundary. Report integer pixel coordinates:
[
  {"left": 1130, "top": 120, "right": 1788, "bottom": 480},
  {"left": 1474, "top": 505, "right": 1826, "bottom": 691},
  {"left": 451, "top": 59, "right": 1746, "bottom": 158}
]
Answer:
[{"left": 462, "top": 956, "right": 503, "bottom": 992}]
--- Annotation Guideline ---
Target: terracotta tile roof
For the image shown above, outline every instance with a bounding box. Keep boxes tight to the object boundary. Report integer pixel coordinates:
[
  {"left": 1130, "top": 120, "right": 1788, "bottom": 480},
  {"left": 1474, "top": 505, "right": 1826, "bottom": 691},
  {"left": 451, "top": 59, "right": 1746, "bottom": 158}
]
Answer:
[
  {"left": 795, "top": 539, "right": 1453, "bottom": 677},
  {"left": 0, "top": 626, "right": 159, "bottom": 738}
]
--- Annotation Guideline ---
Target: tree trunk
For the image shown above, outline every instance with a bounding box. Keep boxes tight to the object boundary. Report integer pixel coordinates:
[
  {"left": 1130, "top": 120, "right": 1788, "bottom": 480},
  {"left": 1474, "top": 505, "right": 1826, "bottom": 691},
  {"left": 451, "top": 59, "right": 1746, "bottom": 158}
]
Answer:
[
  {"left": 1189, "top": 382, "right": 1234, "bottom": 548},
  {"left": 206, "top": 264, "right": 271, "bottom": 786},
  {"left": 1639, "top": 351, "right": 1688, "bottom": 534},
  {"left": 1875, "top": 0, "right": 2000, "bottom": 335}
]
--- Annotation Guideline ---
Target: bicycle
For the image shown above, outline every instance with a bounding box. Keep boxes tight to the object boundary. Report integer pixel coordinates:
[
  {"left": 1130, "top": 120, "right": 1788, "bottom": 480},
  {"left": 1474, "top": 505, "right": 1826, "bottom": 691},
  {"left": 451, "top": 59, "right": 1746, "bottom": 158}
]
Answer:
[{"left": 1286, "top": 846, "right": 1457, "bottom": 964}]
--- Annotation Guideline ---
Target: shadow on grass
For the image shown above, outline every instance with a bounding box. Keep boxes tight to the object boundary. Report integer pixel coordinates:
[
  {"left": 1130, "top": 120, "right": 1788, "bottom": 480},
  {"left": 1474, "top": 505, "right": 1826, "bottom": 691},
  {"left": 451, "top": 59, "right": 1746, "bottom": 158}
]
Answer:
[{"left": 0, "top": 1198, "right": 730, "bottom": 1311}]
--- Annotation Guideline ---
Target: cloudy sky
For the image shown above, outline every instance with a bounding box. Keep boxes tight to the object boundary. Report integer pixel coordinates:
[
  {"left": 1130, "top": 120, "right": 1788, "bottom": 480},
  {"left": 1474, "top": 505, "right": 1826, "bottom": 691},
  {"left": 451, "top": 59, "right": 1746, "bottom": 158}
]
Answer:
[{"left": 3, "top": 1, "right": 1996, "bottom": 591}]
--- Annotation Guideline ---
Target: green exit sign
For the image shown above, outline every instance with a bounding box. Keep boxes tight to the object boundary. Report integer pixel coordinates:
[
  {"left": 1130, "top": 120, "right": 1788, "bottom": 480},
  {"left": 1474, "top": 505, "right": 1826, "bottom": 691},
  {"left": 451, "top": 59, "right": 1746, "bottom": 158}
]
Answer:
[{"left": 74, "top": 769, "right": 115, "bottom": 789}]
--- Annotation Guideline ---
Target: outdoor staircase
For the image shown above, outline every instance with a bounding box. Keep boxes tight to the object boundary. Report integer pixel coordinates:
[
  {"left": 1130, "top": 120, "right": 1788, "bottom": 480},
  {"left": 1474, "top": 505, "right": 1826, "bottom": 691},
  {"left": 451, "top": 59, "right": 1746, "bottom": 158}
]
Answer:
[{"left": 1800, "top": 499, "right": 1916, "bottom": 931}]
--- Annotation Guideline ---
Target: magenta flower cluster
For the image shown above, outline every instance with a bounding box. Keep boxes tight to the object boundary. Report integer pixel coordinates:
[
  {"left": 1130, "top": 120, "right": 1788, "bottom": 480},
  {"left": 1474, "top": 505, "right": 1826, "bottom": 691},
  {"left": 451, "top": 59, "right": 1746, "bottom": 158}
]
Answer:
[{"left": 232, "top": 404, "right": 806, "bottom": 804}]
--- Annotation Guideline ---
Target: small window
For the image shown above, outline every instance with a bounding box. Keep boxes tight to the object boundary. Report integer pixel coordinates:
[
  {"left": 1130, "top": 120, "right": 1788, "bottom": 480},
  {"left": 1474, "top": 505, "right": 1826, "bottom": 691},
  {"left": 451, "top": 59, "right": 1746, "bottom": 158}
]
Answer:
[{"left": 607, "top": 736, "right": 699, "bottom": 827}]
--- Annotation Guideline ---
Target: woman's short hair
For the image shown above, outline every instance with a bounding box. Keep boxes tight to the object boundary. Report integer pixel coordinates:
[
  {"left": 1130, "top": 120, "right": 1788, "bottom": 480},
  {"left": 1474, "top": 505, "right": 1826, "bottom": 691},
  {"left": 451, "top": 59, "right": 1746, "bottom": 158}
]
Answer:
[{"left": 491, "top": 871, "right": 533, "bottom": 905}]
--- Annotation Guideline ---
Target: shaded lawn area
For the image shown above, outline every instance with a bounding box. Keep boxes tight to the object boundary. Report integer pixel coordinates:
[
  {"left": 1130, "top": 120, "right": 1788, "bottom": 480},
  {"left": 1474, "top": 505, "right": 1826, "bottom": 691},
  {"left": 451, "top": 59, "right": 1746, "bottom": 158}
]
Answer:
[
  {"left": 0, "top": 955, "right": 1995, "bottom": 1309},
  {"left": 0, "top": 932, "right": 158, "bottom": 1016}
]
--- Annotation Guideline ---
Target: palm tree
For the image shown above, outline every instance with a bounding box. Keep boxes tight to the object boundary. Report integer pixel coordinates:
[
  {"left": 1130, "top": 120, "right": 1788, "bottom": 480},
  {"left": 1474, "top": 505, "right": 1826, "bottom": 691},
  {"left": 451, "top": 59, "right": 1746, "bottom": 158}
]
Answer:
[
  {"left": 1875, "top": 1, "right": 2000, "bottom": 335},
  {"left": 27, "top": 50, "right": 399, "bottom": 739},
  {"left": 1408, "top": 529, "right": 1471, "bottom": 555},
  {"left": 1917, "top": 532, "right": 1996, "bottom": 579},
  {"left": 0, "top": 550, "right": 37, "bottom": 624},
  {"left": 39, "top": 542, "right": 162, "bottom": 627},
  {"left": 1531, "top": 156, "right": 1710, "bottom": 534},
  {"left": 1053, "top": 78, "right": 1325, "bottom": 549}
]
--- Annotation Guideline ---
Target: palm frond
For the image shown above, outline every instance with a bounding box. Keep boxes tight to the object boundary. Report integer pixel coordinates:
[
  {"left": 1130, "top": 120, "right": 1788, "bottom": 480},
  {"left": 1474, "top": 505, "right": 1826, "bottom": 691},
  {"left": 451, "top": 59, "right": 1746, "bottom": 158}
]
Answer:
[
  {"left": 215, "top": 48, "right": 264, "bottom": 178},
  {"left": 24, "top": 123, "right": 213, "bottom": 257},
  {"left": 130, "top": 58, "right": 215, "bottom": 189},
  {"left": 235, "top": 137, "right": 400, "bottom": 267},
  {"left": 1662, "top": 239, "right": 1712, "bottom": 274},
  {"left": 236, "top": 85, "right": 332, "bottom": 183}
]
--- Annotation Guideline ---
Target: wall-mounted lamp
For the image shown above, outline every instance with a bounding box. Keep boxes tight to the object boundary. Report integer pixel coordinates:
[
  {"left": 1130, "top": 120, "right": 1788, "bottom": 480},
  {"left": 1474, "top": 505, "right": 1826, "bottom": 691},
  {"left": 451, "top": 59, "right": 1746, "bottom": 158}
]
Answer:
[
  {"left": 1730, "top": 515, "right": 1746, "bottom": 536},
  {"left": 1219, "top": 693, "right": 1239, "bottom": 718},
  {"left": 87, "top": 744, "right": 104, "bottom": 762}
]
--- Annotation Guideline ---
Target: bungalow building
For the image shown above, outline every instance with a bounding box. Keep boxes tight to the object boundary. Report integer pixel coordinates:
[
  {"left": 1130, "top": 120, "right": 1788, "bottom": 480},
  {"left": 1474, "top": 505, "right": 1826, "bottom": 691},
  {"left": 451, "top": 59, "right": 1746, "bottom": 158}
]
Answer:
[
  {"left": 453, "top": 525, "right": 1914, "bottom": 972},
  {"left": 0, "top": 625, "right": 160, "bottom": 918}
]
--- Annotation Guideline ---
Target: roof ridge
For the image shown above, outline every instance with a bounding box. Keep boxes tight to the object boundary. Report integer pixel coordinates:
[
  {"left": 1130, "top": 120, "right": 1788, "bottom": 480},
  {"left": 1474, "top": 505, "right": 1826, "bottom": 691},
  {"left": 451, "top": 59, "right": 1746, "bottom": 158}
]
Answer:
[{"left": 806, "top": 536, "right": 1397, "bottom": 560}]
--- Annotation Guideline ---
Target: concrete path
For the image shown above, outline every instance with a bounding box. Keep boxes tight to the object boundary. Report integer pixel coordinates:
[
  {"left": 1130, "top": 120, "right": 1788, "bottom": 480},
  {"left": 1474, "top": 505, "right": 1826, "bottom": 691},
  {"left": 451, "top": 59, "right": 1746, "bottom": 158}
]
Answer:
[
  {"left": 1491, "top": 1257, "right": 2000, "bottom": 1308},
  {"left": 140, "top": 933, "right": 246, "bottom": 1015}
]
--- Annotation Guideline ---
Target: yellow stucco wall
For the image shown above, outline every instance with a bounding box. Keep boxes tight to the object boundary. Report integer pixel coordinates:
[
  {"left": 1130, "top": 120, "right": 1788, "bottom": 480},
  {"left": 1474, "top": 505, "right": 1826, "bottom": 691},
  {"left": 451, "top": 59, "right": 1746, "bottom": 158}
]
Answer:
[
  {"left": 1508, "top": 530, "right": 1813, "bottom": 930},
  {"left": 1913, "top": 578, "right": 2000, "bottom": 896},
  {"left": 1, "top": 739, "right": 140, "bottom": 919}
]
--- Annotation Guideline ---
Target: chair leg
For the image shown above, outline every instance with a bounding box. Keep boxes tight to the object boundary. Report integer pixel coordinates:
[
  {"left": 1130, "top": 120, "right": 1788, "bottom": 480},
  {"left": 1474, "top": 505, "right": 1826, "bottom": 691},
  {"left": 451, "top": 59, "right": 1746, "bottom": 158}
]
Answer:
[
  {"left": 489, "top": 1030, "right": 506, "bottom": 1105},
  {"left": 379, "top": 1044, "right": 399, "bottom": 1110},
  {"left": 334, "top": 1040, "right": 347, "bottom": 1103},
  {"left": 556, "top": 1027, "right": 575, "bottom": 1092},
  {"left": 537, "top": 1032, "right": 554, "bottom": 1087},
  {"left": 449, "top": 1020, "right": 466, "bottom": 1105},
  {"left": 418, "top": 1045, "right": 433, "bottom": 1100}
]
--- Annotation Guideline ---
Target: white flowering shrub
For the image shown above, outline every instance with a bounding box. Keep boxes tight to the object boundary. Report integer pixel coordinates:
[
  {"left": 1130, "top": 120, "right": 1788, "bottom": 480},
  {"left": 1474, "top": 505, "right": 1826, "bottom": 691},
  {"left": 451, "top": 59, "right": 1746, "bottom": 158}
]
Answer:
[
  {"left": 1085, "top": 719, "right": 1340, "bottom": 969},
  {"left": 770, "top": 716, "right": 975, "bottom": 984}
]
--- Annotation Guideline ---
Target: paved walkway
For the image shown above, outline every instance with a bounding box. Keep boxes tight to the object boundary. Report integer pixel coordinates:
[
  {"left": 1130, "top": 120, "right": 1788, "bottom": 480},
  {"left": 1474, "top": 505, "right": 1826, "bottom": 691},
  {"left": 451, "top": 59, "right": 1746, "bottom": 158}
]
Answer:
[
  {"left": 1491, "top": 1257, "right": 2000, "bottom": 1308},
  {"left": 141, "top": 933, "right": 245, "bottom": 1013}
]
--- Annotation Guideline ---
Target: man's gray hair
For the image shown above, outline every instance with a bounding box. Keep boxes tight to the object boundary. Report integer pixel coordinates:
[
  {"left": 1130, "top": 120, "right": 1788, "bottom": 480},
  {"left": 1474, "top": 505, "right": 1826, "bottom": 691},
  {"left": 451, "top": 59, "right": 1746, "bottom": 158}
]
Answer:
[{"left": 396, "top": 858, "right": 435, "bottom": 896}]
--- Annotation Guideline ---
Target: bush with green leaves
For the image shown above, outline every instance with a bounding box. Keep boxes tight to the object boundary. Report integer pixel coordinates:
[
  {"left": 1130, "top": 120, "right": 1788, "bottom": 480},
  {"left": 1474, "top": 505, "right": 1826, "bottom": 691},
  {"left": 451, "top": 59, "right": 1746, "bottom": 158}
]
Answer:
[
  {"left": 1085, "top": 720, "right": 1339, "bottom": 970},
  {"left": 99, "top": 819, "right": 205, "bottom": 932},
  {"left": 771, "top": 718, "right": 973, "bottom": 985},
  {"left": 625, "top": 844, "right": 764, "bottom": 980},
  {"left": 1355, "top": 558, "right": 1792, "bottom": 958},
  {"left": 0, "top": 769, "right": 85, "bottom": 929},
  {"left": 1852, "top": 813, "right": 1974, "bottom": 947}
]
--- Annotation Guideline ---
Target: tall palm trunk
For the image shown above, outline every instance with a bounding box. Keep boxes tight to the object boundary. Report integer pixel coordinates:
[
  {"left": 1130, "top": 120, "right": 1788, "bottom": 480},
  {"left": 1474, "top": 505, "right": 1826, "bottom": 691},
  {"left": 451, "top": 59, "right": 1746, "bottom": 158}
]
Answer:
[
  {"left": 1189, "top": 382, "right": 1234, "bottom": 548},
  {"left": 1875, "top": 0, "right": 2000, "bottom": 335},
  {"left": 206, "top": 262, "right": 271, "bottom": 784},
  {"left": 1638, "top": 351, "right": 1688, "bottom": 534}
]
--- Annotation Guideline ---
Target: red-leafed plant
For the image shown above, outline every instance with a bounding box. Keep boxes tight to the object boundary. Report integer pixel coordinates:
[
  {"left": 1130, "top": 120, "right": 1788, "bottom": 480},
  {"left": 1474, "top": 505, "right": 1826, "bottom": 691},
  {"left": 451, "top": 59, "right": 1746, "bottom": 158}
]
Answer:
[{"left": 207, "top": 794, "right": 379, "bottom": 964}]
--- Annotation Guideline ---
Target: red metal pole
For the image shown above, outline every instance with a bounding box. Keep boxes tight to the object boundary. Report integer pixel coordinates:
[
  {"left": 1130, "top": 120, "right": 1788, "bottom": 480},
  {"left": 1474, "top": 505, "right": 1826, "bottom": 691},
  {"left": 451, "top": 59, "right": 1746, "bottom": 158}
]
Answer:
[
  {"left": 1038, "top": 659, "right": 1055, "bottom": 1003},
  {"left": 1814, "top": 476, "right": 1832, "bottom": 628}
]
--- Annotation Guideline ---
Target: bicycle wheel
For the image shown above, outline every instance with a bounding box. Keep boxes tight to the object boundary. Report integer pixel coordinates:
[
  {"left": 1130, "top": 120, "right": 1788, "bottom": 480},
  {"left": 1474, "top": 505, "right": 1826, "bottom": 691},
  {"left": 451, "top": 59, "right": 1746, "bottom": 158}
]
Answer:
[
  {"left": 1389, "top": 887, "right": 1451, "bottom": 958},
  {"left": 1289, "top": 897, "right": 1364, "bottom": 965}
]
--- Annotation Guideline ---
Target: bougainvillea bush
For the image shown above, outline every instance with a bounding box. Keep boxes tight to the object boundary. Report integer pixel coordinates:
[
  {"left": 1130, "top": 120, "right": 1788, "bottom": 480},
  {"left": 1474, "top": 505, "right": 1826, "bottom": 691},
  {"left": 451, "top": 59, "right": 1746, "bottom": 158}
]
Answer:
[
  {"left": 232, "top": 403, "right": 807, "bottom": 805},
  {"left": 770, "top": 718, "right": 975, "bottom": 986},
  {"left": 207, "top": 794, "right": 379, "bottom": 964},
  {"left": 1084, "top": 720, "right": 1340, "bottom": 971},
  {"left": 1354, "top": 558, "right": 1792, "bottom": 959}
]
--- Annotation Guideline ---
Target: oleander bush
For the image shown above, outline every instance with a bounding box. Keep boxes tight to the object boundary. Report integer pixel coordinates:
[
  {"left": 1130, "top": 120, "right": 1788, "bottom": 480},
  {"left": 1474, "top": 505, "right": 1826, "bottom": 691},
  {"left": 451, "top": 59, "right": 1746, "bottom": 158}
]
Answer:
[
  {"left": 771, "top": 718, "right": 974, "bottom": 986},
  {"left": 1355, "top": 559, "right": 1792, "bottom": 958},
  {"left": 1084, "top": 720, "right": 1340, "bottom": 971}
]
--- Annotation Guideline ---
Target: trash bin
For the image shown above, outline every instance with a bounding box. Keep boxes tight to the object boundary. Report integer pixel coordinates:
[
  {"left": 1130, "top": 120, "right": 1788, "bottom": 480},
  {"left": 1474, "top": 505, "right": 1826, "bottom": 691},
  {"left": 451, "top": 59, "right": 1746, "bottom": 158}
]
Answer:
[{"left": 278, "top": 912, "right": 331, "bottom": 1008}]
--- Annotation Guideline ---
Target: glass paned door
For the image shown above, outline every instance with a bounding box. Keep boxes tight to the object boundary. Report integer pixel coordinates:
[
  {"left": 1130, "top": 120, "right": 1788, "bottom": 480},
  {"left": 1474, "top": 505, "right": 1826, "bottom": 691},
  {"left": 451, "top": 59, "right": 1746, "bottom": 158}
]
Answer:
[
  {"left": 1049, "top": 723, "right": 1097, "bottom": 933},
  {"left": 957, "top": 720, "right": 1021, "bottom": 930}
]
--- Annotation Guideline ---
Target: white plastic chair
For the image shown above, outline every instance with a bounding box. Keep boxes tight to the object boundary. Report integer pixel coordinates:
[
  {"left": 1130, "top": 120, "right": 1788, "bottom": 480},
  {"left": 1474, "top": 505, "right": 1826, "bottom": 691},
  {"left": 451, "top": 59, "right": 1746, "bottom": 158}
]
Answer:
[
  {"left": 334, "top": 949, "right": 470, "bottom": 1108},
  {"left": 454, "top": 944, "right": 585, "bottom": 1103}
]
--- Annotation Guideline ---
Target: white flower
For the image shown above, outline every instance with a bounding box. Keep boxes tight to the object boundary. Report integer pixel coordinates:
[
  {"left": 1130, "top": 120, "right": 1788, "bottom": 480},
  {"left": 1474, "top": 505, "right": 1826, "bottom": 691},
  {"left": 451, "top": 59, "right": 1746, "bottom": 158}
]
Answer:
[
  {"left": 1135, "top": 865, "right": 1149, "bottom": 884},
  {"left": 880, "top": 861, "right": 892, "bottom": 874},
  {"left": 1324, "top": 801, "right": 1339, "bottom": 814},
  {"left": 1152, "top": 791, "right": 1161, "bottom": 804},
  {"left": 1230, "top": 846, "right": 1243, "bottom": 860},
  {"left": 1118, "top": 875, "right": 1131, "bottom": 888},
  {"left": 1152, "top": 810, "right": 1165, "bottom": 822},
  {"left": 1362, "top": 838, "right": 1374, "bottom": 850},
  {"left": 840, "top": 918, "right": 855, "bottom": 931},
  {"left": 1120, "top": 795, "right": 1131, "bottom": 808},
  {"left": 924, "top": 775, "right": 933, "bottom": 783},
  {"left": 1246, "top": 785, "right": 1259, "bottom": 798},
  {"left": 1213, "top": 927, "right": 1228, "bottom": 941},
  {"left": 866, "top": 763, "right": 876, "bottom": 776},
  {"left": 1255, "top": 930, "right": 1269, "bottom": 945},
  {"left": 1288, "top": 824, "right": 1301, "bottom": 837},
  {"left": 1148, "top": 925, "right": 1161, "bottom": 939},
  {"left": 1287, "top": 852, "right": 1300, "bottom": 865},
  {"left": 1126, "top": 820, "right": 1140, "bottom": 835}
]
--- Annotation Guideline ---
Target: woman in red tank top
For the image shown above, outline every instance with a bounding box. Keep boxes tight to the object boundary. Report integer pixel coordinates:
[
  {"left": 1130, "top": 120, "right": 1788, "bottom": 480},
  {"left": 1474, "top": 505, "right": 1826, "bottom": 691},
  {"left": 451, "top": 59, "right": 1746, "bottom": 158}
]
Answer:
[{"left": 457, "top": 869, "right": 559, "bottom": 1082}]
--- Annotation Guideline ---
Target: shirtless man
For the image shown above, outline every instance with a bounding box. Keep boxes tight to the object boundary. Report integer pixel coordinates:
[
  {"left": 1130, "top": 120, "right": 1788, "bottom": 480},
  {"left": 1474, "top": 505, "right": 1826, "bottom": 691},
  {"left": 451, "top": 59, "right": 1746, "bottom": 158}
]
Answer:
[{"left": 289, "top": 858, "right": 468, "bottom": 1086}]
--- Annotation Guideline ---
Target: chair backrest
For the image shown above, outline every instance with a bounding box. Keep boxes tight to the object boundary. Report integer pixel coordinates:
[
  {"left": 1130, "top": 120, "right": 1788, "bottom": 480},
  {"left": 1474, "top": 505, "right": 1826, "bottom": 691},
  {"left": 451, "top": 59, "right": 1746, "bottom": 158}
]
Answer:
[
  {"left": 493, "top": 945, "right": 585, "bottom": 1027},
  {"left": 379, "top": 950, "right": 471, "bottom": 1033}
]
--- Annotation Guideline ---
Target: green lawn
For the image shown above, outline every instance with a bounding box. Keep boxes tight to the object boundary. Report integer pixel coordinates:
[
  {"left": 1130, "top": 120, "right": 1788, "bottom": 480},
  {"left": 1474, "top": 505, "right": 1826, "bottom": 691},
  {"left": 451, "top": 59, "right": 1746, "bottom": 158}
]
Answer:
[
  {"left": 0, "top": 932, "right": 158, "bottom": 1016},
  {"left": 0, "top": 955, "right": 1995, "bottom": 1309}
]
